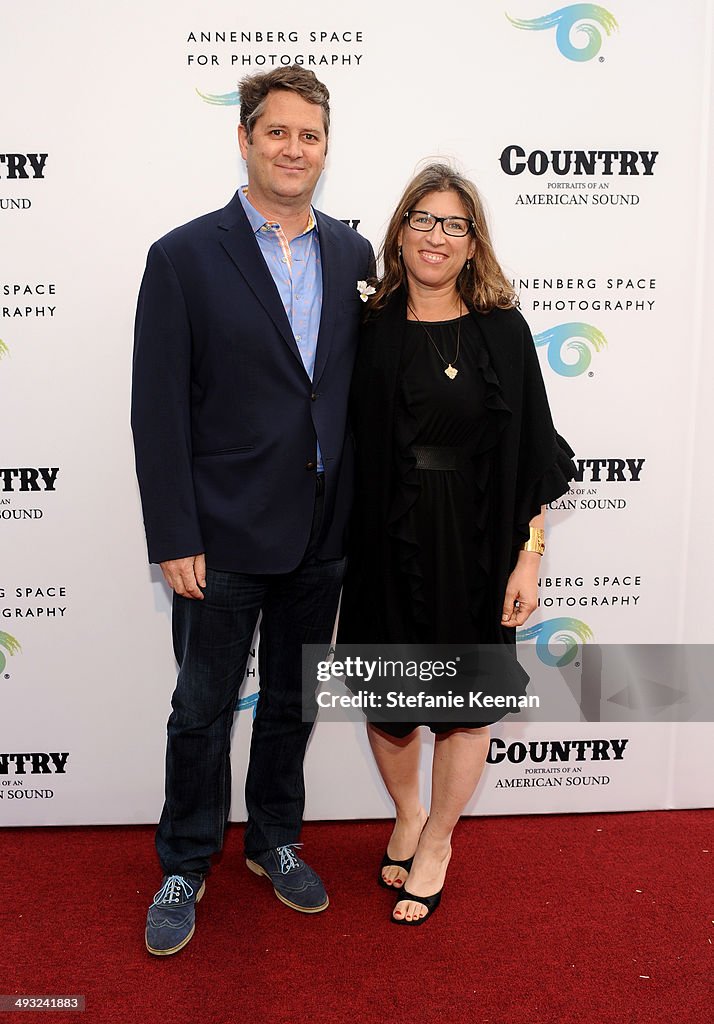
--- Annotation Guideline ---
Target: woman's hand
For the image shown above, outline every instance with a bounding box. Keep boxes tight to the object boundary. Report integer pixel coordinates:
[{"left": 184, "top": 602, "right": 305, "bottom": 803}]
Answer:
[{"left": 501, "top": 551, "right": 540, "bottom": 628}]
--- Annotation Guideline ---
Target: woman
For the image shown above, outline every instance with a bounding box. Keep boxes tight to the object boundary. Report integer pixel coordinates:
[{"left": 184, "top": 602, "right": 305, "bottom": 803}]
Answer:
[{"left": 338, "top": 164, "right": 575, "bottom": 925}]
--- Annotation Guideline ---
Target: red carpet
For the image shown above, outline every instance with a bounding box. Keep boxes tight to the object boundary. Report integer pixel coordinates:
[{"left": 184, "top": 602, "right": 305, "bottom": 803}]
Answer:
[{"left": 4, "top": 811, "right": 712, "bottom": 1024}]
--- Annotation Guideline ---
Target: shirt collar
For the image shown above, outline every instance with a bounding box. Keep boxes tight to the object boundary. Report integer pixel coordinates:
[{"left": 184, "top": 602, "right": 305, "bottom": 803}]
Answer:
[{"left": 239, "top": 186, "right": 317, "bottom": 237}]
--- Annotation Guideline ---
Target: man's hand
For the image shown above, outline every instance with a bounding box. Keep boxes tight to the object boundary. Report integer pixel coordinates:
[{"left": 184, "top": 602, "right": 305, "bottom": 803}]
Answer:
[{"left": 160, "top": 553, "right": 207, "bottom": 600}]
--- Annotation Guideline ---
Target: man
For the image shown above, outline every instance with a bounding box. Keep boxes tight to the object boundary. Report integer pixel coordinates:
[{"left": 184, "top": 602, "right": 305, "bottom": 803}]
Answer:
[{"left": 131, "top": 65, "right": 374, "bottom": 956}]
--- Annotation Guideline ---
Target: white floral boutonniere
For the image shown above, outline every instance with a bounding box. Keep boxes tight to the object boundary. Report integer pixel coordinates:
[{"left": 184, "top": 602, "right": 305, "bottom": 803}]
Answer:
[{"left": 357, "top": 280, "right": 376, "bottom": 303}]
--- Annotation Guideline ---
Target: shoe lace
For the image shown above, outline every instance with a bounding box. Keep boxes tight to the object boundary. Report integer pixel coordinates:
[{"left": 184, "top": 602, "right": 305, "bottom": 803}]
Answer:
[
  {"left": 276, "top": 844, "right": 303, "bottom": 874},
  {"left": 153, "top": 874, "right": 196, "bottom": 905}
]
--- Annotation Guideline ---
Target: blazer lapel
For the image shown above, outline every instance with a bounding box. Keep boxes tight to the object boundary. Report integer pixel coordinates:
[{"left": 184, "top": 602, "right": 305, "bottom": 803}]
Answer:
[
  {"left": 311, "top": 212, "right": 341, "bottom": 387},
  {"left": 217, "top": 192, "right": 305, "bottom": 369}
]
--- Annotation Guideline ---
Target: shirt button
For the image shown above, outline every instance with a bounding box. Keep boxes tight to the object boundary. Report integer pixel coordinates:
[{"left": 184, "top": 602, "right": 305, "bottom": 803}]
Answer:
[
  {"left": 282, "top": 257, "right": 288, "bottom": 263},
  {"left": 305, "top": 461, "right": 316, "bottom": 471},
  {"left": 296, "top": 335, "right": 301, "bottom": 341}
]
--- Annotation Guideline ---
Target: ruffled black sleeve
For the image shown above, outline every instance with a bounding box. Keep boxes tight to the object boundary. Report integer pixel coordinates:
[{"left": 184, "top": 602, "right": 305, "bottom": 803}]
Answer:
[{"left": 512, "top": 314, "right": 577, "bottom": 543}]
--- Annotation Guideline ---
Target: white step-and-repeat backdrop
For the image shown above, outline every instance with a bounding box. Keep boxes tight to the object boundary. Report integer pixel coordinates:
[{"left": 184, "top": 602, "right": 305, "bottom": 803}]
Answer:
[{"left": 2, "top": 0, "right": 713, "bottom": 824}]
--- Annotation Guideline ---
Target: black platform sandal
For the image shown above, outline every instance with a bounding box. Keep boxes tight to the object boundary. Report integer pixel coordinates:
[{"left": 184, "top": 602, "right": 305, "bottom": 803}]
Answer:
[
  {"left": 391, "top": 887, "right": 442, "bottom": 925},
  {"left": 377, "top": 851, "right": 414, "bottom": 890}
]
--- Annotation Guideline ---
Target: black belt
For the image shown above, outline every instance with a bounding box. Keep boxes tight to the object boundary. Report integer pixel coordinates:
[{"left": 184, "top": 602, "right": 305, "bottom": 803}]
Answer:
[{"left": 411, "top": 445, "right": 471, "bottom": 471}]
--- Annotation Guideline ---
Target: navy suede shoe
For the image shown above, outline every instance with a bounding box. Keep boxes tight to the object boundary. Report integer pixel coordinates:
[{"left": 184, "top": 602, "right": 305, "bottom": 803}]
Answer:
[
  {"left": 246, "top": 845, "right": 328, "bottom": 913},
  {"left": 145, "top": 874, "right": 205, "bottom": 956}
]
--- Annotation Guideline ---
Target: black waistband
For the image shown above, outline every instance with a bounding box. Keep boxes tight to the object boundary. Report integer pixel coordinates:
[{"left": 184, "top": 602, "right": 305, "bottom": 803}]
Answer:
[{"left": 411, "top": 445, "right": 471, "bottom": 471}]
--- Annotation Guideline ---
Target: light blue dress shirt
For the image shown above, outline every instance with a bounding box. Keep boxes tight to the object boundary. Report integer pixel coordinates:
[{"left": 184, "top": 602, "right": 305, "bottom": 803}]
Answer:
[{"left": 238, "top": 187, "right": 324, "bottom": 470}]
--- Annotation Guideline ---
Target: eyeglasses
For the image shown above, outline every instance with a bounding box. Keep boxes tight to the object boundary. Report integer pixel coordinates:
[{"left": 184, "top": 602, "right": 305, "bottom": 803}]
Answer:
[{"left": 404, "top": 210, "right": 474, "bottom": 238}]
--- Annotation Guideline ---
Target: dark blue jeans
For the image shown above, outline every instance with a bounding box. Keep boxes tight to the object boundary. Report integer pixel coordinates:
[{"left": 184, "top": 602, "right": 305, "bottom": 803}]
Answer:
[{"left": 155, "top": 482, "right": 345, "bottom": 876}]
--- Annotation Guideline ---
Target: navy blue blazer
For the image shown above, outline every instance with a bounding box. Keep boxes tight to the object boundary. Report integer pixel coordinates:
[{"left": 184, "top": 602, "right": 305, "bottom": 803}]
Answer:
[{"left": 131, "top": 189, "right": 375, "bottom": 572}]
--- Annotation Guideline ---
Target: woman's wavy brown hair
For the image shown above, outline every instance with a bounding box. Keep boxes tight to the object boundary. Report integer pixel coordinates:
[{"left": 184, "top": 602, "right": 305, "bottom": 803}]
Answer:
[{"left": 368, "top": 163, "right": 517, "bottom": 315}]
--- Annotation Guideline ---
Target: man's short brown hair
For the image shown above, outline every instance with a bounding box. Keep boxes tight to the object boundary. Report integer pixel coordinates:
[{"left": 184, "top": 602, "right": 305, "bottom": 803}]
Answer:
[{"left": 238, "top": 65, "right": 330, "bottom": 143}]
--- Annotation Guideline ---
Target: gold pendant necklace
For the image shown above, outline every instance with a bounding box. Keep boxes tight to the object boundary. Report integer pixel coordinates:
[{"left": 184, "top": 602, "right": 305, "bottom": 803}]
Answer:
[{"left": 407, "top": 301, "right": 462, "bottom": 379}]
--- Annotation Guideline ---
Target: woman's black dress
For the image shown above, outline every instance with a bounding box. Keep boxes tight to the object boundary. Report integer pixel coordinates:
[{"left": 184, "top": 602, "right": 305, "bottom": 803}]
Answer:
[
  {"left": 337, "top": 299, "right": 576, "bottom": 738},
  {"left": 371, "top": 314, "right": 511, "bottom": 736}
]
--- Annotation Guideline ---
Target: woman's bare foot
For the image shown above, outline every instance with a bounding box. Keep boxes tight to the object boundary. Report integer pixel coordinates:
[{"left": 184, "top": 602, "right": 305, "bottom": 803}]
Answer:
[
  {"left": 392, "top": 830, "right": 452, "bottom": 921},
  {"left": 381, "top": 807, "right": 428, "bottom": 888}
]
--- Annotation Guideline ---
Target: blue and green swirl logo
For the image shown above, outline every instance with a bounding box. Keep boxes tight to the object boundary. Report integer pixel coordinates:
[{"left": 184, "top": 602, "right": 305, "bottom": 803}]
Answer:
[
  {"left": 196, "top": 89, "right": 241, "bottom": 106},
  {"left": 0, "top": 632, "right": 21, "bottom": 675},
  {"left": 506, "top": 5, "right": 618, "bottom": 61},
  {"left": 534, "top": 322, "right": 607, "bottom": 376},
  {"left": 517, "top": 618, "right": 593, "bottom": 666}
]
